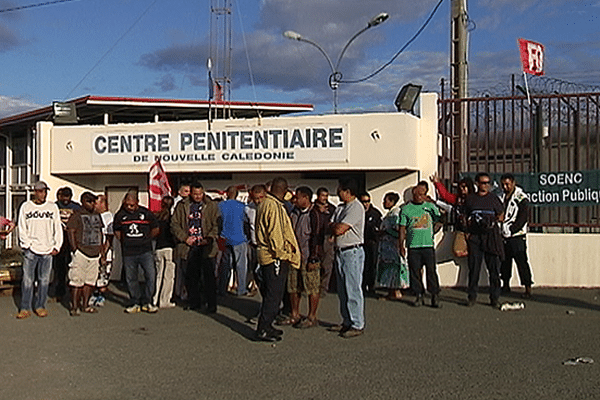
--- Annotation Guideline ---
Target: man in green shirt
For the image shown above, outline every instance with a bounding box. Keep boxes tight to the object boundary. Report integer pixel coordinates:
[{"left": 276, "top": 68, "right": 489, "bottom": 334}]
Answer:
[{"left": 399, "top": 181, "right": 442, "bottom": 308}]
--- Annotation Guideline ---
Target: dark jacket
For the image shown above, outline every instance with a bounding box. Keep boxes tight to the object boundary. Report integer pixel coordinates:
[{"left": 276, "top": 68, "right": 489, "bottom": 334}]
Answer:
[{"left": 171, "top": 195, "right": 220, "bottom": 260}]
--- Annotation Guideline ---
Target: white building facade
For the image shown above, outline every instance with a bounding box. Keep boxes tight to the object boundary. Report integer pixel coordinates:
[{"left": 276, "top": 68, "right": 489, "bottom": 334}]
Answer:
[{"left": 2, "top": 93, "right": 598, "bottom": 286}]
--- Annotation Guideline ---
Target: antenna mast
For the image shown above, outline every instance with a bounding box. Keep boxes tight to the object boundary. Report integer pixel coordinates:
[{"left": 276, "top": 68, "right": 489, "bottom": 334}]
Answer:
[{"left": 209, "top": 0, "right": 232, "bottom": 117}]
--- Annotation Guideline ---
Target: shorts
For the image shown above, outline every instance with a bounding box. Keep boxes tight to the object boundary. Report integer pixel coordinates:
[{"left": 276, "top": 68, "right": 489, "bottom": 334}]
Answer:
[
  {"left": 68, "top": 250, "right": 101, "bottom": 287},
  {"left": 287, "top": 261, "right": 321, "bottom": 296}
]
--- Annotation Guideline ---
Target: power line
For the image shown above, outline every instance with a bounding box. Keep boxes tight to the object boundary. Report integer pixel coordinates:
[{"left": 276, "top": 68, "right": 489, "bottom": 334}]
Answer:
[
  {"left": 0, "top": 0, "right": 79, "bottom": 14},
  {"left": 65, "top": 0, "right": 158, "bottom": 99},
  {"left": 340, "top": 0, "right": 445, "bottom": 84}
]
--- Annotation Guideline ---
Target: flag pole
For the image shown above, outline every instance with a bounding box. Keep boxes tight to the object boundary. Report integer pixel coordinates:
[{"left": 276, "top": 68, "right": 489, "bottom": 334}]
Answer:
[
  {"left": 523, "top": 71, "right": 531, "bottom": 107},
  {"left": 207, "top": 58, "right": 213, "bottom": 131}
]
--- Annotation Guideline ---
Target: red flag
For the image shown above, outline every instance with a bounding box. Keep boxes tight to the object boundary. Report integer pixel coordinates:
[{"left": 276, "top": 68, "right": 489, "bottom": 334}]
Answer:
[
  {"left": 518, "top": 38, "right": 545, "bottom": 76},
  {"left": 148, "top": 159, "right": 172, "bottom": 212},
  {"left": 214, "top": 81, "right": 223, "bottom": 102}
]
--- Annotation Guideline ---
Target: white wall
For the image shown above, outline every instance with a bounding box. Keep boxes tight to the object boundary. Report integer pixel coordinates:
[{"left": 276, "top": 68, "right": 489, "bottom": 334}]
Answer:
[{"left": 436, "top": 233, "right": 600, "bottom": 288}]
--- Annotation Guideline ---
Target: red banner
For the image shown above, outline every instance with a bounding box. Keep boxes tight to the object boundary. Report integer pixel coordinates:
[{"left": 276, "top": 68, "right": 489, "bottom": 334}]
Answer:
[
  {"left": 518, "top": 38, "right": 545, "bottom": 76},
  {"left": 148, "top": 159, "right": 172, "bottom": 212}
]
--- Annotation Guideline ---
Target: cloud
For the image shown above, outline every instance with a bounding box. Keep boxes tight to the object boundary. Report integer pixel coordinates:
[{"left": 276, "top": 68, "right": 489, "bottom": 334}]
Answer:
[
  {"left": 137, "top": 0, "right": 446, "bottom": 110},
  {"left": 0, "top": 25, "right": 23, "bottom": 52},
  {"left": 0, "top": 96, "right": 40, "bottom": 119},
  {"left": 139, "top": 74, "right": 180, "bottom": 96},
  {"left": 0, "top": 1, "right": 23, "bottom": 21}
]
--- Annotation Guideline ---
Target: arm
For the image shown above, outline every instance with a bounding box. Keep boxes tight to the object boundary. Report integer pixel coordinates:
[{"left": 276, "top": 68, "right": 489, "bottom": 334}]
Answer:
[
  {"left": 51, "top": 205, "right": 63, "bottom": 256},
  {"left": 511, "top": 199, "right": 529, "bottom": 234},
  {"left": 170, "top": 201, "right": 189, "bottom": 244},
  {"left": 433, "top": 181, "right": 459, "bottom": 205},
  {"left": 430, "top": 203, "right": 443, "bottom": 233},
  {"left": 113, "top": 212, "right": 123, "bottom": 242},
  {"left": 150, "top": 227, "right": 160, "bottom": 238},
  {"left": 18, "top": 205, "right": 31, "bottom": 250},
  {"left": 307, "top": 209, "right": 322, "bottom": 269},
  {"left": 0, "top": 218, "right": 15, "bottom": 240},
  {"left": 67, "top": 228, "right": 78, "bottom": 253},
  {"left": 399, "top": 225, "right": 407, "bottom": 258},
  {"left": 258, "top": 203, "right": 296, "bottom": 261},
  {"left": 330, "top": 221, "right": 351, "bottom": 236}
]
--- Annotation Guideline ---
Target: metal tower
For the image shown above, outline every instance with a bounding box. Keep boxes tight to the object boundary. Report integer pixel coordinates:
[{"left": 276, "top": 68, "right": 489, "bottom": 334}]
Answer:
[{"left": 209, "top": 0, "right": 232, "bottom": 108}]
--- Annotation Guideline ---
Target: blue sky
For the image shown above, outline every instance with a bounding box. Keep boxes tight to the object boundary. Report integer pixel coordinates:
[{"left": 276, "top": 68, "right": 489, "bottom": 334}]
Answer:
[{"left": 0, "top": 0, "right": 599, "bottom": 117}]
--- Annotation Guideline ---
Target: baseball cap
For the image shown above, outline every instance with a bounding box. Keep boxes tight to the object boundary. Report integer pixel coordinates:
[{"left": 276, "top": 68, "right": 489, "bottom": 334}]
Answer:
[{"left": 33, "top": 181, "right": 50, "bottom": 191}]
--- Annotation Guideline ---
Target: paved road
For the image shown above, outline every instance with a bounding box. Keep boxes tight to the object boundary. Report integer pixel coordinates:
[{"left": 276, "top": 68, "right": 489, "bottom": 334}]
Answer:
[{"left": 1, "top": 286, "right": 599, "bottom": 400}]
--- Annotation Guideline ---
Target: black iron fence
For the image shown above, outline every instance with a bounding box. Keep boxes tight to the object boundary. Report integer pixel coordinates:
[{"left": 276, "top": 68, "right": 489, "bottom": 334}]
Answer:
[{"left": 438, "top": 92, "right": 600, "bottom": 232}]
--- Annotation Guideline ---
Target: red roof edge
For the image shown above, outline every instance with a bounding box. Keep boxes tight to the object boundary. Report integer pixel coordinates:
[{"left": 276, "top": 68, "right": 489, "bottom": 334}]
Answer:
[{"left": 0, "top": 95, "right": 314, "bottom": 126}]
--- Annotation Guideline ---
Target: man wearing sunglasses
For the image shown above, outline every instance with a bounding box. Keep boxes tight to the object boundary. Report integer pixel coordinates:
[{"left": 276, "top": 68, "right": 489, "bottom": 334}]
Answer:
[{"left": 464, "top": 173, "right": 504, "bottom": 308}]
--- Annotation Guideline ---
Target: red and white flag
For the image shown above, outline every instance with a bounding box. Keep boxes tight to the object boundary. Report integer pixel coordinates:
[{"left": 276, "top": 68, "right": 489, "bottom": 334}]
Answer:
[
  {"left": 518, "top": 38, "right": 545, "bottom": 76},
  {"left": 148, "top": 159, "right": 172, "bottom": 212}
]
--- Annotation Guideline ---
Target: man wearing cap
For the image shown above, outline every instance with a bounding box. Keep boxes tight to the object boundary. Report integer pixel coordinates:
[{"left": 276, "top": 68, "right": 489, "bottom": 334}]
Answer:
[
  {"left": 66, "top": 192, "right": 106, "bottom": 316},
  {"left": 16, "top": 181, "right": 63, "bottom": 319}
]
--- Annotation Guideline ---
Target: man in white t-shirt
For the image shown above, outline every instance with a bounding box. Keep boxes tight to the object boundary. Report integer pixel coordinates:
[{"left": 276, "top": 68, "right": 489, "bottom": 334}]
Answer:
[
  {"left": 329, "top": 177, "right": 366, "bottom": 338},
  {"left": 16, "top": 181, "right": 63, "bottom": 319}
]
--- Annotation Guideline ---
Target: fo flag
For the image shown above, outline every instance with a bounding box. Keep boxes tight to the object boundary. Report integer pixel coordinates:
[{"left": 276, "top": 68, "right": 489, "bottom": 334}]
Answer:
[
  {"left": 518, "top": 38, "right": 545, "bottom": 76},
  {"left": 148, "top": 159, "right": 172, "bottom": 212}
]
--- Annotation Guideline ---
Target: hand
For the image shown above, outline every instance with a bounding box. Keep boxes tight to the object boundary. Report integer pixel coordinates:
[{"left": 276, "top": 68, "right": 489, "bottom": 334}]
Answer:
[
  {"left": 50, "top": 248, "right": 60, "bottom": 256},
  {"left": 307, "top": 261, "right": 320, "bottom": 271},
  {"left": 185, "top": 236, "right": 196, "bottom": 246},
  {"left": 430, "top": 172, "right": 440, "bottom": 183},
  {"left": 399, "top": 245, "right": 406, "bottom": 258}
]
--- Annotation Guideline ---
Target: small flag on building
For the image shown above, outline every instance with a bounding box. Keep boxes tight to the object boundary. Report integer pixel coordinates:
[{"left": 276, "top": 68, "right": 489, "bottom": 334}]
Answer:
[
  {"left": 148, "top": 159, "right": 172, "bottom": 212},
  {"left": 518, "top": 38, "right": 545, "bottom": 76}
]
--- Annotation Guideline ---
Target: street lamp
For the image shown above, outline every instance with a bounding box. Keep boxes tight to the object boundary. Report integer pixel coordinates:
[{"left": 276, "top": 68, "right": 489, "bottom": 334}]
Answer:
[{"left": 284, "top": 12, "right": 389, "bottom": 113}]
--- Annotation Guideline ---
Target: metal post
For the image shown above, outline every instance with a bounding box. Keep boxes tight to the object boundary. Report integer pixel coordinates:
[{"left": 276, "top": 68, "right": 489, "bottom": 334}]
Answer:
[{"left": 451, "top": 0, "right": 469, "bottom": 176}]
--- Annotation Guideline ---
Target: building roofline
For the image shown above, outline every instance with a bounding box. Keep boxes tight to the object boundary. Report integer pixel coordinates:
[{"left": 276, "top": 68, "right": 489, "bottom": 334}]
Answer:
[{"left": 0, "top": 95, "right": 314, "bottom": 127}]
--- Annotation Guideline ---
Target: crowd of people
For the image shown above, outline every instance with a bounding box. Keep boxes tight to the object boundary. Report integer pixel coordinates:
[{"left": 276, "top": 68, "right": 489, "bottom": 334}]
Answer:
[{"left": 10, "top": 171, "right": 533, "bottom": 342}]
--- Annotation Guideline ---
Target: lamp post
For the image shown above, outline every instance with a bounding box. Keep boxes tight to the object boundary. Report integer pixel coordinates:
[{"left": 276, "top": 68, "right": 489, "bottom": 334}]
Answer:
[{"left": 284, "top": 12, "right": 389, "bottom": 113}]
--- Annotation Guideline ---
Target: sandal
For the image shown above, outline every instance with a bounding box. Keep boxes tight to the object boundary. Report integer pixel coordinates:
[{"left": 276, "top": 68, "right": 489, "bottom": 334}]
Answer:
[
  {"left": 16, "top": 310, "right": 32, "bottom": 319},
  {"left": 296, "top": 318, "right": 318, "bottom": 329},
  {"left": 386, "top": 290, "right": 403, "bottom": 301},
  {"left": 70, "top": 309, "right": 81, "bottom": 317},
  {"left": 34, "top": 308, "right": 48, "bottom": 317},
  {"left": 275, "top": 316, "right": 301, "bottom": 326},
  {"left": 83, "top": 307, "right": 98, "bottom": 314}
]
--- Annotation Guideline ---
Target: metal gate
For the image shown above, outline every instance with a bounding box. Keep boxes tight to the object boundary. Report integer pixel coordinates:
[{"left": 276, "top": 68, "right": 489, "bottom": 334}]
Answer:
[{"left": 438, "top": 93, "right": 600, "bottom": 232}]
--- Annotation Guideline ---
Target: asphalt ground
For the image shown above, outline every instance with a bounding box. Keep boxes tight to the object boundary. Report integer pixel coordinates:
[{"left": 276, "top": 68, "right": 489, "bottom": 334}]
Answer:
[{"left": 1, "top": 285, "right": 599, "bottom": 400}]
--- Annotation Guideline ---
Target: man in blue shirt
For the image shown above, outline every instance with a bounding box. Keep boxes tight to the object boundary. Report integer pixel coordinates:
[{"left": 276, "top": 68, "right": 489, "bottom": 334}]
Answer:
[{"left": 218, "top": 186, "right": 249, "bottom": 296}]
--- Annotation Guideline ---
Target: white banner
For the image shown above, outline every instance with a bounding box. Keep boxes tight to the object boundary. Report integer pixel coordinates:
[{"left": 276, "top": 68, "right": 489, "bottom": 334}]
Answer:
[{"left": 91, "top": 124, "right": 349, "bottom": 166}]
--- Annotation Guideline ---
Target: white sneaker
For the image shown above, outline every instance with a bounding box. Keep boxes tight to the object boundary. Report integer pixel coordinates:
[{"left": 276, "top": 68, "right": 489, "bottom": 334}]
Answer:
[
  {"left": 124, "top": 305, "right": 141, "bottom": 314},
  {"left": 162, "top": 302, "right": 177, "bottom": 309},
  {"left": 141, "top": 304, "right": 158, "bottom": 313},
  {"left": 95, "top": 295, "right": 106, "bottom": 307}
]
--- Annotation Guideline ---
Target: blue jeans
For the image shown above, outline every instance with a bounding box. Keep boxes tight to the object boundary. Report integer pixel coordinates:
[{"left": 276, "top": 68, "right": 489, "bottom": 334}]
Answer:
[
  {"left": 219, "top": 242, "right": 248, "bottom": 295},
  {"left": 123, "top": 252, "right": 156, "bottom": 306},
  {"left": 335, "top": 247, "right": 365, "bottom": 330},
  {"left": 20, "top": 249, "right": 53, "bottom": 311}
]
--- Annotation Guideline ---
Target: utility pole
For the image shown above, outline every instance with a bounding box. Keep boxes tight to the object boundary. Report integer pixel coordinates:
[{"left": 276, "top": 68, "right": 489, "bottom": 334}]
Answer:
[
  {"left": 210, "top": 0, "right": 232, "bottom": 119},
  {"left": 450, "top": 0, "right": 468, "bottom": 176}
]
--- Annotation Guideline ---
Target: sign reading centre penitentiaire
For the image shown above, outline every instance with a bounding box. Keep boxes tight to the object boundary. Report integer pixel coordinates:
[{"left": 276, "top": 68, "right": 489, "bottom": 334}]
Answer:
[{"left": 91, "top": 124, "right": 349, "bottom": 166}]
